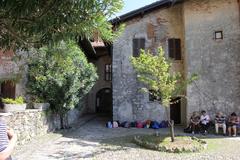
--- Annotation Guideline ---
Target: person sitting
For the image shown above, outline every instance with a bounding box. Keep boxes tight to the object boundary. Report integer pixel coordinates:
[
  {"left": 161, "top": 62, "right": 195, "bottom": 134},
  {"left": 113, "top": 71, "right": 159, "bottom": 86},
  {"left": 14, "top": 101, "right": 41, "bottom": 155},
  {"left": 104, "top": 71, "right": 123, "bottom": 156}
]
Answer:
[
  {"left": 190, "top": 111, "right": 200, "bottom": 134},
  {"left": 215, "top": 112, "right": 226, "bottom": 135},
  {"left": 200, "top": 110, "right": 210, "bottom": 134},
  {"left": 227, "top": 112, "right": 239, "bottom": 137}
]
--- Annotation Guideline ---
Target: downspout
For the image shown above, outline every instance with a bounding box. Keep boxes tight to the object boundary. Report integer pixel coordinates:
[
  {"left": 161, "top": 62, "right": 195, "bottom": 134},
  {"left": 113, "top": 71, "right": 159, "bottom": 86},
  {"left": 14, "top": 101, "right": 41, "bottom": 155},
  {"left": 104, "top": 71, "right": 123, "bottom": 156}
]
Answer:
[{"left": 238, "top": 0, "right": 240, "bottom": 25}]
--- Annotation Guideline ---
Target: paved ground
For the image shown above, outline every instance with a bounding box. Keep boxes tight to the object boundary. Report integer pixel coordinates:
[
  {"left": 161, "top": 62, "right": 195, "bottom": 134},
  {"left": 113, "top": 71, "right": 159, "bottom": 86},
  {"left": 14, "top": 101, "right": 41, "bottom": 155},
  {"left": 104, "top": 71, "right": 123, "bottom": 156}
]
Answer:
[{"left": 14, "top": 116, "right": 240, "bottom": 160}]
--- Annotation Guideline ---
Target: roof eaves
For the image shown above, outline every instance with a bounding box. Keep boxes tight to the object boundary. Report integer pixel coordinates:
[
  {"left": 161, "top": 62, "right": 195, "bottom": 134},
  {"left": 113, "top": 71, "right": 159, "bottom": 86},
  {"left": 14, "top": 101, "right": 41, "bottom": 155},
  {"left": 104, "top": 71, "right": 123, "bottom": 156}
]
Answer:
[{"left": 110, "top": 0, "right": 183, "bottom": 24}]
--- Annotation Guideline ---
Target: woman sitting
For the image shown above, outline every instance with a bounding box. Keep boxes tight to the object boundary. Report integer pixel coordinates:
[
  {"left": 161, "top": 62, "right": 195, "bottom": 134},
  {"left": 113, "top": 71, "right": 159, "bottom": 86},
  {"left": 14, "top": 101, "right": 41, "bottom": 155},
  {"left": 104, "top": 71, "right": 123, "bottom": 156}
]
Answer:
[
  {"left": 227, "top": 112, "right": 239, "bottom": 137},
  {"left": 190, "top": 112, "right": 200, "bottom": 134},
  {"left": 200, "top": 110, "right": 210, "bottom": 134}
]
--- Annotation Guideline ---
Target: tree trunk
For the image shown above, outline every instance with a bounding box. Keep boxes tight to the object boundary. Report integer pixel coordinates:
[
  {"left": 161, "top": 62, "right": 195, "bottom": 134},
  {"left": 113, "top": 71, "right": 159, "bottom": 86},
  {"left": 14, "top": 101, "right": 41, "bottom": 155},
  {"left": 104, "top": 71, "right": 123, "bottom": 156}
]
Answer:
[{"left": 169, "top": 120, "right": 175, "bottom": 142}]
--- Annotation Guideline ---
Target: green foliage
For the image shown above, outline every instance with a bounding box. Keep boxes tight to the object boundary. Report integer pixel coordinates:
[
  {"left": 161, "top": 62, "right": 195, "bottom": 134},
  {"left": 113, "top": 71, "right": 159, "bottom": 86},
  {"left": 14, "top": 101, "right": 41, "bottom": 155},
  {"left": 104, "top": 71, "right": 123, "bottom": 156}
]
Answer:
[
  {"left": 27, "top": 40, "right": 98, "bottom": 118},
  {"left": 134, "top": 135, "right": 207, "bottom": 153},
  {"left": 0, "top": 0, "right": 123, "bottom": 50},
  {"left": 131, "top": 47, "right": 198, "bottom": 107},
  {"left": 2, "top": 96, "right": 25, "bottom": 104}
]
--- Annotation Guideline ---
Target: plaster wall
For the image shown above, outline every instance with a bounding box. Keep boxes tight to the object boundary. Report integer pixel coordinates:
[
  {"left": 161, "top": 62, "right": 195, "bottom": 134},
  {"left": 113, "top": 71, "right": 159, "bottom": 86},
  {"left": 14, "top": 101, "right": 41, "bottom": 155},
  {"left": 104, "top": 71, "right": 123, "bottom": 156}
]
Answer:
[
  {"left": 184, "top": 0, "right": 240, "bottom": 120},
  {"left": 112, "top": 4, "right": 186, "bottom": 122}
]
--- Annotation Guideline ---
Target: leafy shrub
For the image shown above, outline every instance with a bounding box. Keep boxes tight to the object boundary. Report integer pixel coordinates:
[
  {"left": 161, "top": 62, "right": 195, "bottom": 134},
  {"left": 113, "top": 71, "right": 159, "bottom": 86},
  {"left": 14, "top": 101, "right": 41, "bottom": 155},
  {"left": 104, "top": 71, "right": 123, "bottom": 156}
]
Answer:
[
  {"left": 27, "top": 40, "right": 98, "bottom": 128},
  {"left": 3, "top": 97, "right": 25, "bottom": 104}
]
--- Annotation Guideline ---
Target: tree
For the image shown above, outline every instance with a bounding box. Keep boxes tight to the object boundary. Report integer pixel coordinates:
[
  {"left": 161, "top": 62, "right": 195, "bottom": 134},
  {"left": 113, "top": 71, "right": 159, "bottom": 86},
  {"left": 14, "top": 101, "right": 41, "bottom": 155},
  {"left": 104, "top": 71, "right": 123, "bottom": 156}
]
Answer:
[
  {"left": 0, "top": 0, "right": 123, "bottom": 50},
  {"left": 27, "top": 40, "right": 98, "bottom": 128},
  {"left": 131, "top": 47, "right": 197, "bottom": 142}
]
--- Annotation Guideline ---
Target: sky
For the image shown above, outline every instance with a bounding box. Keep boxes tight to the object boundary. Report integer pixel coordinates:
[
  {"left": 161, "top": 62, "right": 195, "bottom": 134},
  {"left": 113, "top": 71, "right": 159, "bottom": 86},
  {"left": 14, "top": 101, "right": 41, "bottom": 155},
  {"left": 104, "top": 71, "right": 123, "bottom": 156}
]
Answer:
[{"left": 116, "top": 0, "right": 160, "bottom": 16}]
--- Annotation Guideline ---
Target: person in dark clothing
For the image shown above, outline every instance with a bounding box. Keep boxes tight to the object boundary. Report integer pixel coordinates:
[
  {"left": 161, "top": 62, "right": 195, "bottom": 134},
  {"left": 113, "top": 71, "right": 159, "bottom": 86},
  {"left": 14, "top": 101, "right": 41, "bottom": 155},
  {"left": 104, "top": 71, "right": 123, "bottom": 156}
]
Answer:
[
  {"left": 190, "top": 111, "right": 200, "bottom": 134},
  {"left": 227, "top": 112, "right": 239, "bottom": 137}
]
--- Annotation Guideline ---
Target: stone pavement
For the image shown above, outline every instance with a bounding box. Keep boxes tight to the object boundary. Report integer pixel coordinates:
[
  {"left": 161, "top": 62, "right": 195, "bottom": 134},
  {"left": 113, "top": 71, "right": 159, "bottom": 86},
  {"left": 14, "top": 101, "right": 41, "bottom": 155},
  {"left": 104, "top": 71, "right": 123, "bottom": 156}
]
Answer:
[{"left": 14, "top": 116, "right": 240, "bottom": 160}]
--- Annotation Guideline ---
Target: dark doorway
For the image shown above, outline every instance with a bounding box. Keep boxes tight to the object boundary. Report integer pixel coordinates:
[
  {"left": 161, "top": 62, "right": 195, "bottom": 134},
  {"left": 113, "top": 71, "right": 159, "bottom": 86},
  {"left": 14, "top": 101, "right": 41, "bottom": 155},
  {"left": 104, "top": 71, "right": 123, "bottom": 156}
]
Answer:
[
  {"left": 170, "top": 97, "right": 181, "bottom": 124},
  {"left": 96, "top": 88, "right": 112, "bottom": 115},
  {"left": 1, "top": 80, "right": 16, "bottom": 99}
]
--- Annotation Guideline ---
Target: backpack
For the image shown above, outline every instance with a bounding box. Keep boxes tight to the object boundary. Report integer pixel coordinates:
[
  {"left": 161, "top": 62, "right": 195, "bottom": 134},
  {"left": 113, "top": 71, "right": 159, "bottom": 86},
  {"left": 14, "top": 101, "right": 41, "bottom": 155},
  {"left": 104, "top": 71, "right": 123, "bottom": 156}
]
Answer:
[
  {"left": 113, "top": 121, "right": 118, "bottom": 128},
  {"left": 136, "top": 121, "right": 143, "bottom": 128},
  {"left": 151, "top": 121, "right": 160, "bottom": 129},
  {"left": 121, "top": 121, "right": 130, "bottom": 128},
  {"left": 106, "top": 121, "right": 112, "bottom": 128},
  {"left": 184, "top": 126, "right": 192, "bottom": 133},
  {"left": 160, "top": 121, "right": 169, "bottom": 128},
  {"left": 130, "top": 121, "right": 137, "bottom": 127}
]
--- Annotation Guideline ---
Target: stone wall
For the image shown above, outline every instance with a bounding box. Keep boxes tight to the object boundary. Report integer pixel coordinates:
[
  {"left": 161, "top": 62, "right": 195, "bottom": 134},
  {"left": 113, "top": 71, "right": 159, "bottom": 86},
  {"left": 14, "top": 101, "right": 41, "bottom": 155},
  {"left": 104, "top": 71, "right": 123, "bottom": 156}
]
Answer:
[
  {"left": 0, "top": 108, "right": 81, "bottom": 146},
  {"left": 184, "top": 0, "right": 240, "bottom": 120},
  {"left": 112, "top": 4, "right": 186, "bottom": 123}
]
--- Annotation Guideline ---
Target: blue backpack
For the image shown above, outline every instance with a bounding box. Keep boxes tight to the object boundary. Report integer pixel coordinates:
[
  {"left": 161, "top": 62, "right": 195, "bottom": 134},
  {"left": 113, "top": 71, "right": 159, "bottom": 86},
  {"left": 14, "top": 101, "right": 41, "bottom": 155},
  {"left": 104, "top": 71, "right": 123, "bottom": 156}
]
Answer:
[
  {"left": 151, "top": 121, "right": 160, "bottom": 129},
  {"left": 106, "top": 121, "right": 112, "bottom": 128}
]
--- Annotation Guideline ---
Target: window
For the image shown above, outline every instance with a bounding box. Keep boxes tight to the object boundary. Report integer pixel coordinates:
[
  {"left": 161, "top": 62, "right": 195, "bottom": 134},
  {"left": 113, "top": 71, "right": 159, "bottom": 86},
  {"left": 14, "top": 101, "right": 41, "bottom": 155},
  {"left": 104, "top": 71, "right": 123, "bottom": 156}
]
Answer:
[
  {"left": 132, "top": 38, "right": 145, "bottom": 57},
  {"left": 1, "top": 80, "right": 16, "bottom": 99},
  {"left": 149, "top": 90, "right": 161, "bottom": 102},
  {"left": 168, "top": 38, "right": 181, "bottom": 60},
  {"left": 105, "top": 64, "right": 112, "bottom": 81},
  {"left": 214, "top": 31, "right": 223, "bottom": 40}
]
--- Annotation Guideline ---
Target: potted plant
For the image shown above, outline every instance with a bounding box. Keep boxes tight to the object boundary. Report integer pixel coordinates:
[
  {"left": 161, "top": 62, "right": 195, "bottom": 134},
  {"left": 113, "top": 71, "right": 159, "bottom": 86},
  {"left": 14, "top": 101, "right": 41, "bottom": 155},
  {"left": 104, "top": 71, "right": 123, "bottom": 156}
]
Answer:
[
  {"left": 1, "top": 96, "right": 27, "bottom": 112},
  {"left": 32, "top": 97, "right": 50, "bottom": 110}
]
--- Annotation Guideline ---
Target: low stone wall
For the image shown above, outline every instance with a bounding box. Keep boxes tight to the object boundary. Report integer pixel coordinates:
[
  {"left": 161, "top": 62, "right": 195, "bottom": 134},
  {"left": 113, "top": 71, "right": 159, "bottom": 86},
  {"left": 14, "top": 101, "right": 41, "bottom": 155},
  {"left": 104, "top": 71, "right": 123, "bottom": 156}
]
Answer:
[{"left": 0, "top": 108, "right": 81, "bottom": 146}]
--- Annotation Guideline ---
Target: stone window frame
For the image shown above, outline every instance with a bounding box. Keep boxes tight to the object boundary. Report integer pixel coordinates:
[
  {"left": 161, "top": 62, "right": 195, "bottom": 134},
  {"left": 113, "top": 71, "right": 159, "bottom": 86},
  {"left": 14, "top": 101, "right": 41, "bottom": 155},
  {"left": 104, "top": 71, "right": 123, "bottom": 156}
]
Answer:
[{"left": 214, "top": 31, "right": 223, "bottom": 40}]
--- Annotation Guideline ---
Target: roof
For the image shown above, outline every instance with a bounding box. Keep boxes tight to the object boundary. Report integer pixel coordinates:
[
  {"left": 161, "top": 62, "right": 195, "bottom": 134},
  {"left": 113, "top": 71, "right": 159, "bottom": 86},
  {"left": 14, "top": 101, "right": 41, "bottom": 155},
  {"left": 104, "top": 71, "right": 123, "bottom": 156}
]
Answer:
[{"left": 110, "top": 0, "right": 182, "bottom": 24}]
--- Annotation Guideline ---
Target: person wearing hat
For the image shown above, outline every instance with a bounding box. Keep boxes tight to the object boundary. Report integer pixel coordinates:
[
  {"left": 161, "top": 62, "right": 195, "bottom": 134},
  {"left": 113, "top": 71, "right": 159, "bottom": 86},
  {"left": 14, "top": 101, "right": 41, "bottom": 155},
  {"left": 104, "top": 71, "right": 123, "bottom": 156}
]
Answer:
[{"left": 0, "top": 96, "right": 17, "bottom": 160}]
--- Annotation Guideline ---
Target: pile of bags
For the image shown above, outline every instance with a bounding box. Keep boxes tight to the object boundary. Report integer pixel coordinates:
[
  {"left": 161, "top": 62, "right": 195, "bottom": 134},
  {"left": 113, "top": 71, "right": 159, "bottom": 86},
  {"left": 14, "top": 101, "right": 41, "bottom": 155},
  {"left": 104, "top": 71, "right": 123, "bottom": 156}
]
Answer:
[{"left": 106, "top": 120, "right": 169, "bottom": 129}]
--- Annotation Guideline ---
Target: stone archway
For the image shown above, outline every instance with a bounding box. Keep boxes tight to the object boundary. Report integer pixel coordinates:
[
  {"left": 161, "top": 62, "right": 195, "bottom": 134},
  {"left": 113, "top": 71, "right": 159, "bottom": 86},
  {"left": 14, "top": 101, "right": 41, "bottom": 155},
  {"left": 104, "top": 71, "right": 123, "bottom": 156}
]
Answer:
[{"left": 96, "top": 88, "right": 112, "bottom": 115}]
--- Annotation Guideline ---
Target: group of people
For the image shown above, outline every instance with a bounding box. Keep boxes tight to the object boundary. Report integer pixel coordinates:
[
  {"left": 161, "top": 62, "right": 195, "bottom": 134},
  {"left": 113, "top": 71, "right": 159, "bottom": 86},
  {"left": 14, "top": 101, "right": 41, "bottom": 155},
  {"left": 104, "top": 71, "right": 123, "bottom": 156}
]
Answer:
[{"left": 189, "top": 110, "right": 240, "bottom": 136}]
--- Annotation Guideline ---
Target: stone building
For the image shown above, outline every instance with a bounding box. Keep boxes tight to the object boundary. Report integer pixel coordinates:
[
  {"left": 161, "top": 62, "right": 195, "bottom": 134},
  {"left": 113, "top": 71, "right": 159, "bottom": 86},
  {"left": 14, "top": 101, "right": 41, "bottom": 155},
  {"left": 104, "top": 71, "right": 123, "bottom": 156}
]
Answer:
[
  {"left": 0, "top": 50, "right": 27, "bottom": 99},
  {"left": 1, "top": 0, "right": 240, "bottom": 126},
  {"left": 85, "top": 0, "right": 240, "bottom": 125}
]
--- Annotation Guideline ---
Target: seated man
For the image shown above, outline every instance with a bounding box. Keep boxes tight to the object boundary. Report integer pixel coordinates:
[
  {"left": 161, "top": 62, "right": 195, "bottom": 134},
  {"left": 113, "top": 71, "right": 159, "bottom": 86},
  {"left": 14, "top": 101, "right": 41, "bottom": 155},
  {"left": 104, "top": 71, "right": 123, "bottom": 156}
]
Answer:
[
  {"left": 200, "top": 110, "right": 210, "bottom": 134},
  {"left": 215, "top": 112, "right": 226, "bottom": 135},
  {"left": 190, "top": 111, "right": 200, "bottom": 134},
  {"left": 227, "top": 112, "right": 239, "bottom": 137}
]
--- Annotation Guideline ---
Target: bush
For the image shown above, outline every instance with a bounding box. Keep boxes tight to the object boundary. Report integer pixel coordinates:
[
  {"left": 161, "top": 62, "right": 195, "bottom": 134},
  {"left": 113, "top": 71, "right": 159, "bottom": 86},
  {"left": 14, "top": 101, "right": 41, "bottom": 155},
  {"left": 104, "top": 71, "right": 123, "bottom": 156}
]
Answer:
[
  {"left": 3, "top": 97, "right": 25, "bottom": 104},
  {"left": 27, "top": 40, "right": 98, "bottom": 128}
]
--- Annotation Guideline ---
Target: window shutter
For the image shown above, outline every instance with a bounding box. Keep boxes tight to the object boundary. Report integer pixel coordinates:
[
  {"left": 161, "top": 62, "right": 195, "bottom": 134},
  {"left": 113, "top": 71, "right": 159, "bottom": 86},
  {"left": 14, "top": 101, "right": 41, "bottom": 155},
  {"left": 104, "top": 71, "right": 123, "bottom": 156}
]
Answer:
[
  {"left": 1, "top": 80, "right": 16, "bottom": 99},
  {"left": 168, "top": 39, "right": 175, "bottom": 59},
  {"left": 133, "top": 38, "right": 145, "bottom": 57},
  {"left": 175, "top": 39, "right": 181, "bottom": 60},
  {"left": 168, "top": 38, "right": 181, "bottom": 60}
]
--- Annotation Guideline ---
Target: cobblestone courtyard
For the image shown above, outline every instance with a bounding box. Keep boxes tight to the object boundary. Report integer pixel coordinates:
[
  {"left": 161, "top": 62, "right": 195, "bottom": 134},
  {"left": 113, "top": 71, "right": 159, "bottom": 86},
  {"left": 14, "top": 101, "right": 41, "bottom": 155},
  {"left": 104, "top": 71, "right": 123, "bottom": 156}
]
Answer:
[{"left": 14, "top": 116, "right": 240, "bottom": 160}]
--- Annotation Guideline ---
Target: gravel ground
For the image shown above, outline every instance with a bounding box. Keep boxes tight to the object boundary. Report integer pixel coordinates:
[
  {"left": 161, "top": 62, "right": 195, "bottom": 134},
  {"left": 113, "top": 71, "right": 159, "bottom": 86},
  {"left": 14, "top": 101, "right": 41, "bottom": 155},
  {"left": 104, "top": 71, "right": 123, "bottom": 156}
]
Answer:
[{"left": 14, "top": 116, "right": 240, "bottom": 160}]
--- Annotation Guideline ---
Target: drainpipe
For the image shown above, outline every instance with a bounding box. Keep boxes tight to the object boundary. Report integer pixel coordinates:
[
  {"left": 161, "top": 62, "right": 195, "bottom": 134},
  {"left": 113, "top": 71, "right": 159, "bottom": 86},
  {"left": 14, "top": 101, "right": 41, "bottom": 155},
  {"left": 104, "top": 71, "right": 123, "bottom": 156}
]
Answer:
[{"left": 238, "top": 0, "right": 240, "bottom": 25}]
